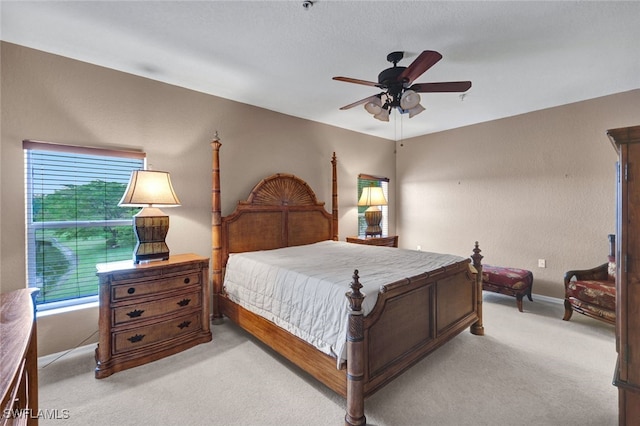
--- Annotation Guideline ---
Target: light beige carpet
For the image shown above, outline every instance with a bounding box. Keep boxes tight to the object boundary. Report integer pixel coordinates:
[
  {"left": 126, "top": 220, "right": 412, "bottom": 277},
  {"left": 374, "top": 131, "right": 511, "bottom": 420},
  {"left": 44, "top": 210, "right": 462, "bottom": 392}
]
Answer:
[{"left": 38, "top": 293, "right": 617, "bottom": 425}]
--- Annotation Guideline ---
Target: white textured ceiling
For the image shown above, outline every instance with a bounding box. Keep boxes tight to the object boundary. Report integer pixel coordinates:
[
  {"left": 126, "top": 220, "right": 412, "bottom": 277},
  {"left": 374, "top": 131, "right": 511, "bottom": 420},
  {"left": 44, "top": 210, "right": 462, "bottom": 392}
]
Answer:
[{"left": 2, "top": 1, "right": 639, "bottom": 141}]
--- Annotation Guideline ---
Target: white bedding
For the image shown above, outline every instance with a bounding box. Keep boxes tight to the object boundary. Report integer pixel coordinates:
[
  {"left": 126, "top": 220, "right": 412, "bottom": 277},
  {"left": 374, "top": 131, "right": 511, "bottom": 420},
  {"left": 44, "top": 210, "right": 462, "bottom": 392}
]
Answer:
[{"left": 222, "top": 240, "right": 466, "bottom": 364}]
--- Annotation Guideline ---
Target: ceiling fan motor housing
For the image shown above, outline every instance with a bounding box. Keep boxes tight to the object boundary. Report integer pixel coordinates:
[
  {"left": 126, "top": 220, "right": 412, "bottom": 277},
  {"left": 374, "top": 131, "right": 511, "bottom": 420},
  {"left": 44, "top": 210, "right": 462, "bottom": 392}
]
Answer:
[
  {"left": 378, "top": 66, "right": 407, "bottom": 88},
  {"left": 379, "top": 50, "right": 410, "bottom": 94}
]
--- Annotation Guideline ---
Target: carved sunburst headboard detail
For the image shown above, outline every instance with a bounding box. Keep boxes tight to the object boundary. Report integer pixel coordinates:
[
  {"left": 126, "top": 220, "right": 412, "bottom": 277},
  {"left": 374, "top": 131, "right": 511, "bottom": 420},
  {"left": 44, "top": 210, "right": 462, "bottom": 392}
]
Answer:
[{"left": 242, "top": 173, "right": 324, "bottom": 207}]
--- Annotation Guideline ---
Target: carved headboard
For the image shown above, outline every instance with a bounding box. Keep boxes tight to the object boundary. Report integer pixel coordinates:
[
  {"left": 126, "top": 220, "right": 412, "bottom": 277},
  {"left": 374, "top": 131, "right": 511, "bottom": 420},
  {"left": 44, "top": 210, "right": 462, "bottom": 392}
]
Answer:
[
  {"left": 221, "top": 173, "right": 335, "bottom": 260},
  {"left": 210, "top": 139, "right": 338, "bottom": 296}
]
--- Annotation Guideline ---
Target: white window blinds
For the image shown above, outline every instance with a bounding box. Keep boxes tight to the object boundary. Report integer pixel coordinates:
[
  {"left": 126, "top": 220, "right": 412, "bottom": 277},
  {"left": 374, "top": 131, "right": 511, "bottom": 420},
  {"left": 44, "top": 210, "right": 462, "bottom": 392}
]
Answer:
[{"left": 24, "top": 140, "right": 145, "bottom": 309}]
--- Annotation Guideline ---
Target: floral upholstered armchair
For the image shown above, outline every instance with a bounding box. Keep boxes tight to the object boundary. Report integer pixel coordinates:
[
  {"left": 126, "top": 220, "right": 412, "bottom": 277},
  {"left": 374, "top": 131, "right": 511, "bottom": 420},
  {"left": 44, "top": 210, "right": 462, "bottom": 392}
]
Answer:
[{"left": 563, "top": 234, "right": 616, "bottom": 325}]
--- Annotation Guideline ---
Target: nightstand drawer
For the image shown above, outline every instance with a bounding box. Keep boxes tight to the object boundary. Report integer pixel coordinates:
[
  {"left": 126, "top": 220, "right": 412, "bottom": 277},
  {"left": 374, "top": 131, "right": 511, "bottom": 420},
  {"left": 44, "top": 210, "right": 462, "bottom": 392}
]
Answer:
[
  {"left": 111, "top": 271, "right": 201, "bottom": 302},
  {"left": 108, "top": 261, "right": 202, "bottom": 282},
  {"left": 112, "top": 290, "right": 202, "bottom": 326},
  {"left": 112, "top": 311, "right": 202, "bottom": 355}
]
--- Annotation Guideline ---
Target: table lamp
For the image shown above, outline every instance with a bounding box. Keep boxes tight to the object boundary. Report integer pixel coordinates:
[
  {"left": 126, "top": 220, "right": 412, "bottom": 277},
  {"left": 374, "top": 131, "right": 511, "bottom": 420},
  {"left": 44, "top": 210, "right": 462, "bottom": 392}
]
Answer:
[
  {"left": 119, "top": 170, "right": 181, "bottom": 263},
  {"left": 358, "top": 186, "right": 387, "bottom": 237}
]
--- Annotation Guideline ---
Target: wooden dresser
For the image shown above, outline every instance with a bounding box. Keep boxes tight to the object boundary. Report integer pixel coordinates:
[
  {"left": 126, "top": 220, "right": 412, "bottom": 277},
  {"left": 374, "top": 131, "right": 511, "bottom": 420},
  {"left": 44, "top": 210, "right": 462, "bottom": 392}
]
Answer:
[
  {"left": 346, "top": 235, "right": 398, "bottom": 248},
  {"left": 1, "top": 289, "right": 39, "bottom": 426},
  {"left": 608, "top": 125, "right": 640, "bottom": 425},
  {"left": 95, "top": 253, "right": 212, "bottom": 379}
]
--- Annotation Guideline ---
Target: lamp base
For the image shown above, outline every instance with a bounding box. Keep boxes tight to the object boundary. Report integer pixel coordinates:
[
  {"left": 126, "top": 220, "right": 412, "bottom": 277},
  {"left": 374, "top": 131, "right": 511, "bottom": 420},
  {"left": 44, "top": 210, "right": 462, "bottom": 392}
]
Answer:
[
  {"left": 364, "top": 209, "right": 383, "bottom": 237},
  {"left": 133, "top": 208, "right": 170, "bottom": 264},
  {"left": 133, "top": 245, "right": 169, "bottom": 264}
]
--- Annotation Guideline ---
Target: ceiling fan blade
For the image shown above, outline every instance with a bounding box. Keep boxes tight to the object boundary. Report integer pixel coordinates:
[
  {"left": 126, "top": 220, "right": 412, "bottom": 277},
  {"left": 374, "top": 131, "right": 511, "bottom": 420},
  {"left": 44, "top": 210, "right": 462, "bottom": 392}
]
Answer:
[
  {"left": 410, "top": 81, "right": 472, "bottom": 93},
  {"left": 398, "top": 50, "right": 442, "bottom": 85},
  {"left": 339, "top": 95, "right": 378, "bottom": 110},
  {"left": 333, "top": 76, "right": 379, "bottom": 87}
]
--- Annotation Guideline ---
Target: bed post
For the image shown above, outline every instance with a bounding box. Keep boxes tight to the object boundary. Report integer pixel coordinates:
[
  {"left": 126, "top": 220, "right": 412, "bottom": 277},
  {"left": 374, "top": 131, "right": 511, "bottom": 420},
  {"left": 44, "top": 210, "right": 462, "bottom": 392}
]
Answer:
[
  {"left": 470, "top": 241, "right": 485, "bottom": 335},
  {"left": 211, "top": 133, "right": 224, "bottom": 324},
  {"left": 331, "top": 152, "right": 338, "bottom": 241},
  {"left": 345, "top": 270, "right": 366, "bottom": 426}
]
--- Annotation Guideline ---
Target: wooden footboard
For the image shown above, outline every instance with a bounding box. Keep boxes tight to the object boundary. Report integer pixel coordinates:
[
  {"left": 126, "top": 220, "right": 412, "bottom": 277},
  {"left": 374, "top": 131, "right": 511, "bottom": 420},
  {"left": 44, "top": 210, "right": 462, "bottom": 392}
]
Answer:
[{"left": 345, "top": 244, "right": 484, "bottom": 425}]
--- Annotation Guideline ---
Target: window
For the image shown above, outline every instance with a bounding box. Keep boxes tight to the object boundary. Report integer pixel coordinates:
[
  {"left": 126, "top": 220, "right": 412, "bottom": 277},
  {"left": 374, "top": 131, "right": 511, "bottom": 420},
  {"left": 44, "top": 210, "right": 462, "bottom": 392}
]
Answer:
[
  {"left": 24, "top": 140, "right": 145, "bottom": 309},
  {"left": 357, "top": 174, "right": 389, "bottom": 236}
]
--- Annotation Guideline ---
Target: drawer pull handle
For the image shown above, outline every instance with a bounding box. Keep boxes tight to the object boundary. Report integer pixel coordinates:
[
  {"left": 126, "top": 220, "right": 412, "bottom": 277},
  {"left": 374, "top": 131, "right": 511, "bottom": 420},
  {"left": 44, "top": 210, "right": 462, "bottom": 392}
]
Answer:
[
  {"left": 127, "top": 334, "right": 145, "bottom": 343},
  {"left": 177, "top": 321, "right": 192, "bottom": 329},
  {"left": 183, "top": 277, "right": 191, "bottom": 284},
  {"left": 126, "top": 309, "right": 145, "bottom": 318},
  {"left": 177, "top": 298, "right": 191, "bottom": 307},
  {"left": 127, "top": 287, "right": 136, "bottom": 295}
]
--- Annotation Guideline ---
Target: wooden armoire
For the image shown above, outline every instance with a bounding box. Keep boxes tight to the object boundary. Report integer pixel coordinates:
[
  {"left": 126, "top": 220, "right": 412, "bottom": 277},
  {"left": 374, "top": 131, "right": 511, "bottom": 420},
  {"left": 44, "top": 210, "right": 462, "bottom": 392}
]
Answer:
[{"left": 608, "top": 125, "right": 640, "bottom": 425}]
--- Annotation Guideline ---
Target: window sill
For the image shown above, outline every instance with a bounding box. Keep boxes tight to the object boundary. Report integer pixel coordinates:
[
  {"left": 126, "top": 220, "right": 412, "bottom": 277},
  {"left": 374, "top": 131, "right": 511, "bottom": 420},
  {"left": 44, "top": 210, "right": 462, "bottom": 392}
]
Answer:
[{"left": 36, "top": 300, "right": 99, "bottom": 319}]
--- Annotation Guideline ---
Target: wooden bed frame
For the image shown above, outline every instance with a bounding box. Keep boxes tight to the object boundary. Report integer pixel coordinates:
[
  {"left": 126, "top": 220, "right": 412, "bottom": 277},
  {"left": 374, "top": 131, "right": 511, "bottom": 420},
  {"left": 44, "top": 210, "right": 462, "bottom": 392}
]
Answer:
[{"left": 210, "top": 138, "right": 484, "bottom": 425}]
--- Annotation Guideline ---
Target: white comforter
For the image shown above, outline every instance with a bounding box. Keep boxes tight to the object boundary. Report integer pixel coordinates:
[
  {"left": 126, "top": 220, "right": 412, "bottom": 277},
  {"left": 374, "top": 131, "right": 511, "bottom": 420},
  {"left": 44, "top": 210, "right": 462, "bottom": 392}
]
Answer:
[{"left": 222, "top": 240, "right": 465, "bottom": 364}]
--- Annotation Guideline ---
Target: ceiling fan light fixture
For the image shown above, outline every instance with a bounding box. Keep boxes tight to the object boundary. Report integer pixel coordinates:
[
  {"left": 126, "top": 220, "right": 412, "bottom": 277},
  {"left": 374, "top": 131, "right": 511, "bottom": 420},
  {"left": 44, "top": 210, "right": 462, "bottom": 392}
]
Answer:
[
  {"left": 364, "top": 96, "right": 382, "bottom": 115},
  {"left": 407, "top": 103, "right": 426, "bottom": 118},
  {"left": 374, "top": 108, "right": 390, "bottom": 122},
  {"left": 400, "top": 90, "right": 421, "bottom": 110}
]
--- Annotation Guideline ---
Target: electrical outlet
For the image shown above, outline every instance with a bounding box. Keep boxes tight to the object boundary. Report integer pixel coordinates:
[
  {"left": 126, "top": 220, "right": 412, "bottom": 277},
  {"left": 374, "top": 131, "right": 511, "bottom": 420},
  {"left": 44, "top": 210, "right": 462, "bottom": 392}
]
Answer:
[
  {"left": 416, "top": 245, "right": 422, "bottom": 251},
  {"left": 538, "top": 259, "right": 546, "bottom": 268}
]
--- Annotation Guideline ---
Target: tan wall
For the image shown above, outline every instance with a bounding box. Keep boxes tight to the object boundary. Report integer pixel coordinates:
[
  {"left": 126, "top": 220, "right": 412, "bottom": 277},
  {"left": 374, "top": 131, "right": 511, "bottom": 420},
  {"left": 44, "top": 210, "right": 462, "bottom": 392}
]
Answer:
[
  {"left": 0, "top": 42, "right": 395, "bottom": 356},
  {"left": 397, "top": 89, "right": 640, "bottom": 298}
]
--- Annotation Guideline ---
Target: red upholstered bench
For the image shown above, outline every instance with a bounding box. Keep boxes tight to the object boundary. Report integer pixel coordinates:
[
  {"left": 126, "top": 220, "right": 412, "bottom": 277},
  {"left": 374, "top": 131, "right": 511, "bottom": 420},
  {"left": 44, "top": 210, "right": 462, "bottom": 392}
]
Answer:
[{"left": 482, "top": 265, "right": 534, "bottom": 312}]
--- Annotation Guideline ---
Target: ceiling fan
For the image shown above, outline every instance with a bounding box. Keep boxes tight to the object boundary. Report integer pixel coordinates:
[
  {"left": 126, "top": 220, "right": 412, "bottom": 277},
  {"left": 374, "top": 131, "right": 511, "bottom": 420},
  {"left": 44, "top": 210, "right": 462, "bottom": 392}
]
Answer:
[{"left": 333, "top": 50, "right": 471, "bottom": 121}]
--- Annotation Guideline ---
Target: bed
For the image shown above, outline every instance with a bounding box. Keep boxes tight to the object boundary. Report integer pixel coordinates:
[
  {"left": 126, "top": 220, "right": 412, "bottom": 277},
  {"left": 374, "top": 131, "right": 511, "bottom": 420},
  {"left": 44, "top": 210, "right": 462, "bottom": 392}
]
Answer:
[{"left": 210, "top": 140, "right": 484, "bottom": 425}]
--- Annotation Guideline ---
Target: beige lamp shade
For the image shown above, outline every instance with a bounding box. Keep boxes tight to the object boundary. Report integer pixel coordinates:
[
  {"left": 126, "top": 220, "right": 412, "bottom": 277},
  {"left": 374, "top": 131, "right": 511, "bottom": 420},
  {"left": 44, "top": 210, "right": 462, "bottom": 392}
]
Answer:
[
  {"left": 119, "top": 170, "right": 181, "bottom": 207},
  {"left": 358, "top": 186, "right": 387, "bottom": 207}
]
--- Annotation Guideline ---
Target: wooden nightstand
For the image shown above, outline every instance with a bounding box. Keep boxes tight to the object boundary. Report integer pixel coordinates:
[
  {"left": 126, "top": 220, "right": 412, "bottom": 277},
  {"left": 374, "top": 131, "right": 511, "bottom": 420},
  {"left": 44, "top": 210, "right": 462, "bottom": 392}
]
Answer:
[
  {"left": 346, "top": 235, "right": 398, "bottom": 248},
  {"left": 95, "top": 253, "right": 212, "bottom": 378}
]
